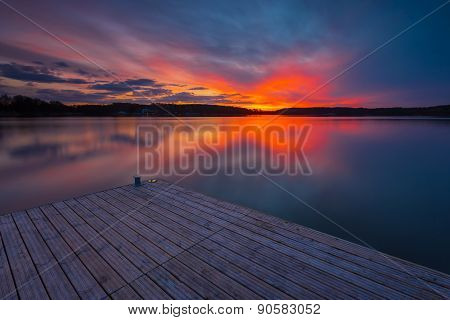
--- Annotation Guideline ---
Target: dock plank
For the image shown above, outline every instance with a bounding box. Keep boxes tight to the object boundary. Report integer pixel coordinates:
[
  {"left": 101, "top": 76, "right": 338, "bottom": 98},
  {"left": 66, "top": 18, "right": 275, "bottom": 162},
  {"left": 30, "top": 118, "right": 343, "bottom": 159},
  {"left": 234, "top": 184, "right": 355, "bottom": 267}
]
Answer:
[
  {"left": 188, "top": 244, "right": 292, "bottom": 299},
  {"left": 111, "top": 285, "right": 142, "bottom": 300},
  {"left": 136, "top": 185, "right": 230, "bottom": 228},
  {"left": 66, "top": 197, "right": 157, "bottom": 274},
  {"left": 53, "top": 201, "right": 143, "bottom": 284},
  {"left": 159, "top": 180, "right": 450, "bottom": 294},
  {"left": 121, "top": 186, "right": 222, "bottom": 234},
  {"left": 147, "top": 182, "right": 443, "bottom": 299},
  {"left": 129, "top": 275, "right": 171, "bottom": 300},
  {"left": 170, "top": 183, "right": 443, "bottom": 293},
  {"left": 147, "top": 266, "right": 202, "bottom": 300},
  {"left": 0, "top": 231, "right": 18, "bottom": 299},
  {"left": 0, "top": 214, "right": 49, "bottom": 299},
  {"left": 40, "top": 204, "right": 126, "bottom": 295},
  {"left": 89, "top": 192, "right": 183, "bottom": 257},
  {"left": 217, "top": 228, "right": 375, "bottom": 299},
  {"left": 176, "top": 251, "right": 261, "bottom": 299},
  {"left": 162, "top": 257, "right": 231, "bottom": 299},
  {"left": 199, "top": 238, "right": 322, "bottom": 299},
  {"left": 211, "top": 231, "right": 357, "bottom": 299},
  {"left": 80, "top": 195, "right": 172, "bottom": 265},
  {"left": 27, "top": 207, "right": 108, "bottom": 299},
  {"left": 12, "top": 211, "right": 79, "bottom": 299},
  {"left": 99, "top": 190, "right": 196, "bottom": 250},
  {"left": 111, "top": 188, "right": 208, "bottom": 243},
  {"left": 1, "top": 181, "right": 449, "bottom": 300}
]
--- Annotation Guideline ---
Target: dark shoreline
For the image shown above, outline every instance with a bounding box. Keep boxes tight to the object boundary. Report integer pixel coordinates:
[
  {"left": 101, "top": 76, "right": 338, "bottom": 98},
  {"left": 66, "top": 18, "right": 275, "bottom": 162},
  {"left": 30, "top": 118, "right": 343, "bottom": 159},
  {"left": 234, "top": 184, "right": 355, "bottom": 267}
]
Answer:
[{"left": 1, "top": 94, "right": 450, "bottom": 117}]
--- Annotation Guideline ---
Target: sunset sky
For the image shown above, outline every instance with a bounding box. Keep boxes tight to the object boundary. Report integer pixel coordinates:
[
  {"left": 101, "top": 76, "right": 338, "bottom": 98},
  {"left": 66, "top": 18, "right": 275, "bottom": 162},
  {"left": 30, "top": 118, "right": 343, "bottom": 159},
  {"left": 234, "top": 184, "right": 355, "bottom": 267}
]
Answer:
[{"left": 0, "top": 0, "right": 449, "bottom": 110}]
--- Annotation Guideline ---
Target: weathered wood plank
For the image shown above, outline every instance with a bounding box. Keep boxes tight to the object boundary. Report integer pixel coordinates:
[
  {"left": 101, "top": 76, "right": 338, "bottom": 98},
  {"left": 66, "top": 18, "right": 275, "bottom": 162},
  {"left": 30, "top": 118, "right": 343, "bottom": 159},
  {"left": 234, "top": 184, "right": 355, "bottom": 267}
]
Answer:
[
  {"left": 188, "top": 244, "right": 292, "bottom": 299},
  {"left": 12, "top": 211, "right": 79, "bottom": 299},
  {"left": 110, "top": 188, "right": 207, "bottom": 243},
  {"left": 147, "top": 266, "right": 202, "bottom": 300},
  {"left": 40, "top": 204, "right": 126, "bottom": 295},
  {"left": 80, "top": 194, "right": 172, "bottom": 265},
  {"left": 162, "top": 257, "right": 231, "bottom": 299},
  {"left": 111, "top": 285, "right": 142, "bottom": 300},
  {"left": 129, "top": 275, "right": 171, "bottom": 299},
  {"left": 159, "top": 180, "right": 450, "bottom": 293},
  {"left": 176, "top": 251, "right": 261, "bottom": 299},
  {"left": 165, "top": 183, "right": 444, "bottom": 297},
  {"left": 52, "top": 201, "right": 143, "bottom": 284},
  {"left": 90, "top": 192, "right": 183, "bottom": 257},
  {"left": 211, "top": 231, "right": 357, "bottom": 299},
  {"left": 227, "top": 223, "right": 429, "bottom": 298},
  {"left": 217, "top": 228, "right": 377, "bottom": 299},
  {"left": 147, "top": 182, "right": 442, "bottom": 299},
  {"left": 66, "top": 197, "right": 157, "bottom": 274},
  {"left": 0, "top": 231, "right": 18, "bottom": 300},
  {"left": 222, "top": 221, "right": 410, "bottom": 299},
  {"left": 99, "top": 189, "right": 196, "bottom": 250},
  {"left": 136, "top": 184, "right": 230, "bottom": 228},
  {"left": 27, "top": 207, "right": 108, "bottom": 299},
  {"left": 1, "top": 180, "right": 448, "bottom": 300},
  {"left": 121, "top": 185, "right": 222, "bottom": 234},
  {"left": 139, "top": 185, "right": 388, "bottom": 297},
  {"left": 0, "top": 214, "right": 48, "bottom": 299},
  {"left": 199, "top": 238, "right": 323, "bottom": 299}
]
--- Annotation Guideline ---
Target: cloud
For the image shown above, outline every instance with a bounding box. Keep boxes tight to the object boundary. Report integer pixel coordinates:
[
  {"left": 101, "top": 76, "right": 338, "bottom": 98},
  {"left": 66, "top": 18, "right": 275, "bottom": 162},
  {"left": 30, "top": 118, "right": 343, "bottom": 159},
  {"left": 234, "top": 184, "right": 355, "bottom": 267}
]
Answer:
[
  {"left": 89, "top": 82, "right": 131, "bottom": 92},
  {"left": 54, "top": 61, "right": 69, "bottom": 68},
  {"left": 138, "top": 88, "right": 172, "bottom": 96},
  {"left": 157, "top": 91, "right": 235, "bottom": 104},
  {"left": 36, "top": 88, "right": 220, "bottom": 105},
  {"left": 89, "top": 78, "right": 171, "bottom": 95},
  {"left": 124, "top": 78, "right": 158, "bottom": 86},
  {"left": 0, "top": 42, "right": 109, "bottom": 79},
  {"left": 188, "top": 86, "right": 208, "bottom": 90},
  {"left": 35, "top": 88, "right": 108, "bottom": 103},
  {"left": 0, "top": 63, "right": 89, "bottom": 84}
]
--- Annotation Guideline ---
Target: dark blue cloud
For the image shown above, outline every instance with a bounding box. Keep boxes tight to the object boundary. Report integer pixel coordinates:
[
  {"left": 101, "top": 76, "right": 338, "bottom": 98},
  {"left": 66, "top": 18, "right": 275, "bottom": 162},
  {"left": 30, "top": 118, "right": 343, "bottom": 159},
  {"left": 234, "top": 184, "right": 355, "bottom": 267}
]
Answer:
[
  {"left": 189, "top": 87, "right": 208, "bottom": 90},
  {"left": 35, "top": 88, "right": 108, "bottom": 102},
  {"left": 89, "top": 82, "right": 131, "bottom": 92},
  {"left": 124, "top": 78, "right": 157, "bottom": 86},
  {"left": 89, "top": 78, "right": 170, "bottom": 95},
  {"left": 54, "top": 61, "right": 69, "bottom": 68},
  {"left": 157, "top": 91, "right": 238, "bottom": 104},
  {"left": 0, "top": 42, "right": 108, "bottom": 79},
  {"left": 0, "top": 63, "right": 89, "bottom": 84}
]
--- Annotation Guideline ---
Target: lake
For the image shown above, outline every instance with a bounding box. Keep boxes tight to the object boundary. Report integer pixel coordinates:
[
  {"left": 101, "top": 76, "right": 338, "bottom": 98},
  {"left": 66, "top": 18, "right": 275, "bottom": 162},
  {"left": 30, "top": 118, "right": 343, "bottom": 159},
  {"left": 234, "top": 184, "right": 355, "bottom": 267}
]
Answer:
[{"left": 1, "top": 116, "right": 449, "bottom": 273}]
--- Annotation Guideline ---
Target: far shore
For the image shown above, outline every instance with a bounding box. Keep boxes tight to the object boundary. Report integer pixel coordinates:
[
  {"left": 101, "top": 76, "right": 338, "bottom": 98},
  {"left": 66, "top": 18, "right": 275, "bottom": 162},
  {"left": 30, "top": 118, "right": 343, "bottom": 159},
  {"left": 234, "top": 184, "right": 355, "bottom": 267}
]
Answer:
[{"left": 1, "top": 94, "right": 450, "bottom": 117}]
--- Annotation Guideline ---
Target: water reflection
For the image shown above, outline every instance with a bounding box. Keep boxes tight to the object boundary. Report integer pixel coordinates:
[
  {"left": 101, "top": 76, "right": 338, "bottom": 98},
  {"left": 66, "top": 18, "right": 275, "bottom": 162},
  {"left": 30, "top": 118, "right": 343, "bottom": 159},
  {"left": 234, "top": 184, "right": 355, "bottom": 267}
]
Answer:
[
  {"left": 0, "top": 116, "right": 450, "bottom": 273},
  {"left": 10, "top": 143, "right": 63, "bottom": 159}
]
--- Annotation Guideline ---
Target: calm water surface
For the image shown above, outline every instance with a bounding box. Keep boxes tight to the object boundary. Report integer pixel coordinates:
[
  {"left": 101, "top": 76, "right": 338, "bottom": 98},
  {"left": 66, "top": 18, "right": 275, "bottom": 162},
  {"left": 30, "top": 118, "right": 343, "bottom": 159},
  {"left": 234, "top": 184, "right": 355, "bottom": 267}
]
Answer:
[{"left": 1, "top": 116, "right": 449, "bottom": 273}]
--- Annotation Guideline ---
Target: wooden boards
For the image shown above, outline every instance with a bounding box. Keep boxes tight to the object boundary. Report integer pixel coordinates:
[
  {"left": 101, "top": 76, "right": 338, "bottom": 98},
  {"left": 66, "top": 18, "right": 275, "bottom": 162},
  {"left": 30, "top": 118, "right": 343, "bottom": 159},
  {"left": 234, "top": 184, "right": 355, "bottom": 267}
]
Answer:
[{"left": 0, "top": 181, "right": 448, "bottom": 300}]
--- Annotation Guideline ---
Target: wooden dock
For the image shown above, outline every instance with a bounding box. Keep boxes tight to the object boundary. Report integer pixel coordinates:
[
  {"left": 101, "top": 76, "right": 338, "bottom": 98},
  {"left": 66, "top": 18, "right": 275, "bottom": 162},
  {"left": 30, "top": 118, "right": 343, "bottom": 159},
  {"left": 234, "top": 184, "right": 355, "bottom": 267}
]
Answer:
[{"left": 1, "top": 180, "right": 449, "bottom": 300}]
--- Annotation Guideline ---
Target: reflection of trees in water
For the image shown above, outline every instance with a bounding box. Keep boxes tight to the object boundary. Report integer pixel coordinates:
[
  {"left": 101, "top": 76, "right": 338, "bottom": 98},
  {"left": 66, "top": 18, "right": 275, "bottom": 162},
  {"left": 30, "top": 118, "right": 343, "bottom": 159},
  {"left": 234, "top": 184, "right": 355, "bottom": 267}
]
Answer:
[
  {"left": 8, "top": 132, "right": 139, "bottom": 162},
  {"left": 10, "top": 143, "right": 63, "bottom": 158},
  {"left": 8, "top": 141, "right": 106, "bottom": 163},
  {"left": 109, "top": 133, "right": 138, "bottom": 145}
]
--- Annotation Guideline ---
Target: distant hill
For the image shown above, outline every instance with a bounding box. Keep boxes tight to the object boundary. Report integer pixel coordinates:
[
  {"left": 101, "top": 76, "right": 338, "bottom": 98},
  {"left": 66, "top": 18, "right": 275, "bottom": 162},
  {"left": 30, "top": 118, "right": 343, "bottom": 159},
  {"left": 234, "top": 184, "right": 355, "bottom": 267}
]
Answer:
[
  {"left": 1, "top": 94, "right": 450, "bottom": 117},
  {"left": 0, "top": 94, "right": 257, "bottom": 117},
  {"left": 276, "top": 106, "right": 450, "bottom": 117}
]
